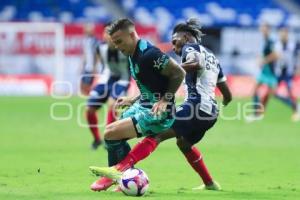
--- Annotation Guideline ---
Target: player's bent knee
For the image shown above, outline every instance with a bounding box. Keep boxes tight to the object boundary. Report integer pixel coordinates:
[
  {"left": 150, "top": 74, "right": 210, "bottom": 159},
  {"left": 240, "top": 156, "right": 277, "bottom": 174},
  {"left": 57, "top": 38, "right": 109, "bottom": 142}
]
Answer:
[
  {"left": 176, "top": 138, "right": 192, "bottom": 153},
  {"left": 104, "top": 125, "right": 113, "bottom": 140},
  {"left": 154, "top": 129, "right": 176, "bottom": 143},
  {"left": 104, "top": 124, "right": 119, "bottom": 140},
  {"left": 80, "top": 84, "right": 92, "bottom": 96},
  {"left": 153, "top": 135, "right": 163, "bottom": 144}
]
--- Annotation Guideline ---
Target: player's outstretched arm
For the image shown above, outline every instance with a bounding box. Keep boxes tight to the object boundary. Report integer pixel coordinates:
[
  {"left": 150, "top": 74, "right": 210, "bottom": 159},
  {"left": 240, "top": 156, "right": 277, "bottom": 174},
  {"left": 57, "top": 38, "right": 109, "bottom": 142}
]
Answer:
[
  {"left": 217, "top": 81, "right": 232, "bottom": 106},
  {"left": 181, "top": 51, "right": 205, "bottom": 72}
]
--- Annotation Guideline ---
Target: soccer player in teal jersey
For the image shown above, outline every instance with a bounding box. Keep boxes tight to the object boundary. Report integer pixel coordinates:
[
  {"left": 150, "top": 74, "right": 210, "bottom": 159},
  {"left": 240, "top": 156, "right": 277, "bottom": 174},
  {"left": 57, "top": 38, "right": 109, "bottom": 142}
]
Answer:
[
  {"left": 85, "top": 23, "right": 130, "bottom": 150},
  {"left": 89, "top": 18, "right": 185, "bottom": 191},
  {"left": 247, "top": 23, "right": 278, "bottom": 122},
  {"left": 248, "top": 25, "right": 300, "bottom": 122}
]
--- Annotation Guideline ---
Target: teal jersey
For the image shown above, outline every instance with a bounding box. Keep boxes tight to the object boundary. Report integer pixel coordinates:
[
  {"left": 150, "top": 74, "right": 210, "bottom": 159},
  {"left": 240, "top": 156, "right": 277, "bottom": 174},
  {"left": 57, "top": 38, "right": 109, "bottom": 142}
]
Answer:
[
  {"left": 122, "top": 40, "right": 175, "bottom": 136},
  {"left": 128, "top": 39, "right": 170, "bottom": 104},
  {"left": 257, "top": 37, "right": 277, "bottom": 88},
  {"left": 262, "top": 38, "right": 275, "bottom": 73}
]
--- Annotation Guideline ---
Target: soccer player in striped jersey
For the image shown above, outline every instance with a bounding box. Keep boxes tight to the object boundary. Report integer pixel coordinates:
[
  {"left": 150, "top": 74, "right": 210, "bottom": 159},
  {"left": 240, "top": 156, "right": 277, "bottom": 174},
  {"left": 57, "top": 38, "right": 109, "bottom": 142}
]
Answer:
[
  {"left": 89, "top": 18, "right": 232, "bottom": 191},
  {"left": 273, "top": 27, "right": 299, "bottom": 121},
  {"left": 80, "top": 24, "right": 100, "bottom": 96}
]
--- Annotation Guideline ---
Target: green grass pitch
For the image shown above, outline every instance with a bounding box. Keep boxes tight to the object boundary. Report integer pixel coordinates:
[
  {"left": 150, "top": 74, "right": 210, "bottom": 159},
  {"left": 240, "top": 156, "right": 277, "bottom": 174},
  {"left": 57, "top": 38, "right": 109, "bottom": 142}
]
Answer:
[{"left": 0, "top": 96, "right": 299, "bottom": 200}]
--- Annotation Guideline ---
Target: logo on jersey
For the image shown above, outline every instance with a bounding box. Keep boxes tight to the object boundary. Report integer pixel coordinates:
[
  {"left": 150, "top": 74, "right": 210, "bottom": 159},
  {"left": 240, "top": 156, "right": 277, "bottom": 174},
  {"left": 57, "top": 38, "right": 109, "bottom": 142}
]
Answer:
[
  {"left": 134, "top": 64, "right": 140, "bottom": 74},
  {"left": 185, "top": 47, "right": 196, "bottom": 53},
  {"left": 153, "top": 55, "right": 168, "bottom": 70}
]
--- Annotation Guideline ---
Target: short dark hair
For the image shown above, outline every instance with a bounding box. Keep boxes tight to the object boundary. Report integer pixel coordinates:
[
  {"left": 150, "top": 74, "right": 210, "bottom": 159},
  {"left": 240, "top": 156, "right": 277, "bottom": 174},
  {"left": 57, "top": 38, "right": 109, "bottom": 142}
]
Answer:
[
  {"left": 172, "top": 18, "right": 204, "bottom": 43},
  {"left": 107, "top": 18, "right": 135, "bottom": 35}
]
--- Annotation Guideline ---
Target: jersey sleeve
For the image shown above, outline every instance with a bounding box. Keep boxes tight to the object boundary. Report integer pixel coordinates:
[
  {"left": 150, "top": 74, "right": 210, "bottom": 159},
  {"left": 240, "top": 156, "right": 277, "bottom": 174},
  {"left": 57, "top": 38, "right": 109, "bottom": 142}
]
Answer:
[
  {"left": 141, "top": 47, "right": 170, "bottom": 72},
  {"left": 182, "top": 44, "right": 201, "bottom": 62},
  {"left": 217, "top": 64, "right": 227, "bottom": 83}
]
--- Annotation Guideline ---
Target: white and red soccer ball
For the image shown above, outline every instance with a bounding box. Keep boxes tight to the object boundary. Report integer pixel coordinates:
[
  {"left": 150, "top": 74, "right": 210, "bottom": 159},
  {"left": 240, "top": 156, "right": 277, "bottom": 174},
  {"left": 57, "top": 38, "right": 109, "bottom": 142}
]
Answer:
[{"left": 119, "top": 168, "right": 149, "bottom": 196}]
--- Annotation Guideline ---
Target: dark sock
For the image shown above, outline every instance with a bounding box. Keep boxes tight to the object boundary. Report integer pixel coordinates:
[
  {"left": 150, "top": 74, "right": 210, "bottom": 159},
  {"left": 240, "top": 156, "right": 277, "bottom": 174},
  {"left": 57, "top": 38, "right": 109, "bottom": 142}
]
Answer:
[{"left": 104, "top": 139, "right": 131, "bottom": 166}]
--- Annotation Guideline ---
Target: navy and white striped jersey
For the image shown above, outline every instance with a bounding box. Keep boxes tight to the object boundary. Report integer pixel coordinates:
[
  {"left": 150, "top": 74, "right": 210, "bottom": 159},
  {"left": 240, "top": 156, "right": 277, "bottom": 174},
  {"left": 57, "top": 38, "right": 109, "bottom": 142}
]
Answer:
[
  {"left": 181, "top": 43, "right": 226, "bottom": 115},
  {"left": 128, "top": 39, "right": 171, "bottom": 104},
  {"left": 98, "top": 43, "right": 130, "bottom": 82},
  {"left": 274, "top": 40, "right": 296, "bottom": 77},
  {"left": 82, "top": 36, "right": 100, "bottom": 72}
]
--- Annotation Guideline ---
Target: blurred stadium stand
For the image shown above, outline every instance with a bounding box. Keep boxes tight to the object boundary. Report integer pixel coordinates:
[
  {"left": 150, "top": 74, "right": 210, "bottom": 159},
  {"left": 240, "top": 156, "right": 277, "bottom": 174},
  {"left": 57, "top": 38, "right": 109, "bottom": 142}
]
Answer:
[
  {"left": 1, "top": 0, "right": 300, "bottom": 40},
  {"left": 122, "top": 0, "right": 300, "bottom": 40},
  {"left": 0, "top": 0, "right": 113, "bottom": 23},
  {"left": 0, "top": 0, "right": 300, "bottom": 96}
]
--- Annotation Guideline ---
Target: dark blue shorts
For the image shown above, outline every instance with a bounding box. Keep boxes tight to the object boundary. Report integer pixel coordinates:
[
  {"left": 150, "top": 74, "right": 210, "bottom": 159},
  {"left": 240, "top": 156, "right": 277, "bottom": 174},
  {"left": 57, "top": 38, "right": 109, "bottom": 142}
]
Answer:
[
  {"left": 172, "top": 102, "right": 218, "bottom": 145},
  {"left": 81, "top": 70, "right": 95, "bottom": 85},
  {"left": 277, "top": 74, "right": 293, "bottom": 89},
  {"left": 87, "top": 76, "right": 129, "bottom": 108}
]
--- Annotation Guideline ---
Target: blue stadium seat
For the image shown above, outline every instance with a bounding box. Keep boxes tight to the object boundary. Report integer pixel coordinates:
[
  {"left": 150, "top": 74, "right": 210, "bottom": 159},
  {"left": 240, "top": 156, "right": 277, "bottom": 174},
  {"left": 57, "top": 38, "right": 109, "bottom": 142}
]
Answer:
[
  {"left": 119, "top": 0, "right": 292, "bottom": 40},
  {"left": 0, "top": 0, "right": 112, "bottom": 22},
  {"left": 0, "top": 0, "right": 295, "bottom": 40}
]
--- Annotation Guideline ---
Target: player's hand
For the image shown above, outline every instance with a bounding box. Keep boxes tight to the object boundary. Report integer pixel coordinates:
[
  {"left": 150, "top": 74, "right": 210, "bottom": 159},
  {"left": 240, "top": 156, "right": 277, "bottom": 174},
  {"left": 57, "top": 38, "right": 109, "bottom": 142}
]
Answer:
[
  {"left": 151, "top": 99, "right": 169, "bottom": 116},
  {"left": 115, "top": 97, "right": 133, "bottom": 109}
]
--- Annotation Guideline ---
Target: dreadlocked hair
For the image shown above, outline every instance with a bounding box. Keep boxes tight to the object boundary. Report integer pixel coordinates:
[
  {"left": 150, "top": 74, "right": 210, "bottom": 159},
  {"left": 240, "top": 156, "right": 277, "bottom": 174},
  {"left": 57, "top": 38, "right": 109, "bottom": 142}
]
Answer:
[{"left": 173, "top": 18, "right": 204, "bottom": 43}]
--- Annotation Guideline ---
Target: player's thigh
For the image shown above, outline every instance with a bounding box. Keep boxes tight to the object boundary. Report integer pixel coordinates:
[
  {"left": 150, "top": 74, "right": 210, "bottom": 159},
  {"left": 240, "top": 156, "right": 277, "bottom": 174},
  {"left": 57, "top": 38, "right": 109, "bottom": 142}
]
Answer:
[
  {"left": 111, "top": 80, "right": 129, "bottom": 100},
  {"left": 104, "top": 117, "right": 137, "bottom": 140},
  {"left": 80, "top": 71, "right": 95, "bottom": 93},
  {"left": 120, "top": 102, "right": 175, "bottom": 138},
  {"left": 285, "top": 77, "right": 293, "bottom": 91},
  {"left": 154, "top": 128, "right": 177, "bottom": 143},
  {"left": 173, "top": 104, "right": 217, "bottom": 145},
  {"left": 176, "top": 136, "right": 192, "bottom": 153},
  {"left": 80, "top": 83, "right": 92, "bottom": 96},
  {"left": 81, "top": 71, "right": 95, "bottom": 85},
  {"left": 135, "top": 111, "right": 175, "bottom": 137},
  {"left": 172, "top": 103, "right": 194, "bottom": 138}
]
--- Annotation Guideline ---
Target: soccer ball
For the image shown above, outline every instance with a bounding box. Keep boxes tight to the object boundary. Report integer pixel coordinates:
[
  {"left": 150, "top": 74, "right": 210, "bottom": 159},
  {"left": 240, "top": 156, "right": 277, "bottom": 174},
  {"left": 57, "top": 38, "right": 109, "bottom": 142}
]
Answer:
[{"left": 119, "top": 168, "right": 149, "bottom": 196}]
